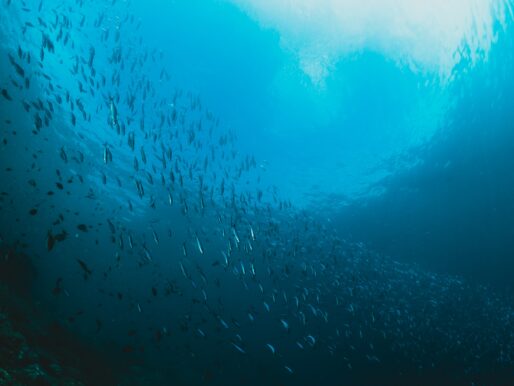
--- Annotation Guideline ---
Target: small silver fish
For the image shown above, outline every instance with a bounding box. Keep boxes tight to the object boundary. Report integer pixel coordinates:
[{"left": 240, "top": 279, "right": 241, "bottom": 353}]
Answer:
[
  {"left": 195, "top": 235, "right": 204, "bottom": 255},
  {"left": 231, "top": 342, "right": 245, "bottom": 354}
]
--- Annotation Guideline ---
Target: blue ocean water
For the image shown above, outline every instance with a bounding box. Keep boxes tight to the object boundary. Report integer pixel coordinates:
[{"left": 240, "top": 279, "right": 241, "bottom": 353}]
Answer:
[{"left": 1, "top": 0, "right": 514, "bottom": 385}]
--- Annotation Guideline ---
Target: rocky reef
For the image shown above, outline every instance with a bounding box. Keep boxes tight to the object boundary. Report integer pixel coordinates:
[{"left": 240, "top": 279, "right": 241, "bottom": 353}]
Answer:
[
  {"left": 0, "top": 301, "right": 85, "bottom": 386},
  {"left": 0, "top": 245, "right": 123, "bottom": 386}
]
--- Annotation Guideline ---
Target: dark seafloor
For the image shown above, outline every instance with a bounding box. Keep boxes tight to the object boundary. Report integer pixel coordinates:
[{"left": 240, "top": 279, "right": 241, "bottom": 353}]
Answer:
[{"left": 1, "top": 0, "right": 514, "bottom": 385}]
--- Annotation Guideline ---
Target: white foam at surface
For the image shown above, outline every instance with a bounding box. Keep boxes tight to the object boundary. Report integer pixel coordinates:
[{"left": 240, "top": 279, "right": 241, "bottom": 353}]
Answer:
[{"left": 230, "top": 0, "right": 511, "bottom": 85}]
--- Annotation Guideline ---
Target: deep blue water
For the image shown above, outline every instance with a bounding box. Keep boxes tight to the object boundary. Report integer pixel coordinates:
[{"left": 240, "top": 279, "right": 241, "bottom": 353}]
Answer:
[{"left": 1, "top": 0, "right": 514, "bottom": 385}]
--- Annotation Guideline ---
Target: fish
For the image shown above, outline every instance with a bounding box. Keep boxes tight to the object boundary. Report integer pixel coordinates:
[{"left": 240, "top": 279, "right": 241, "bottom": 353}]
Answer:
[
  {"left": 195, "top": 235, "right": 204, "bottom": 255},
  {"left": 142, "top": 245, "right": 153, "bottom": 262},
  {"left": 60, "top": 147, "right": 68, "bottom": 163},
  {"left": 76, "top": 258, "right": 92, "bottom": 279},
  {"left": 104, "top": 146, "right": 113, "bottom": 163},
  {"left": 46, "top": 230, "right": 67, "bottom": 250},
  {"left": 140, "top": 147, "right": 147, "bottom": 164},
  {"left": 219, "top": 318, "right": 229, "bottom": 329},
  {"left": 221, "top": 251, "right": 229, "bottom": 266},
  {"left": 7, "top": 54, "right": 25, "bottom": 77},
  {"left": 42, "top": 33, "right": 55, "bottom": 53},
  {"left": 179, "top": 261, "right": 188, "bottom": 278},
  {"left": 306, "top": 335, "right": 316, "bottom": 346},
  {"left": 231, "top": 343, "right": 245, "bottom": 354},
  {"left": 232, "top": 228, "right": 240, "bottom": 243},
  {"left": 108, "top": 97, "right": 119, "bottom": 129},
  {"left": 88, "top": 46, "right": 96, "bottom": 68},
  {"left": 1, "top": 89, "right": 12, "bottom": 101},
  {"left": 152, "top": 229, "right": 159, "bottom": 245}
]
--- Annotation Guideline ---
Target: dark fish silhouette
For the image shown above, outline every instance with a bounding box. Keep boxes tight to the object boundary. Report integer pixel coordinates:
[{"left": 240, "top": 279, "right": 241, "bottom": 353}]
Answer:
[{"left": 76, "top": 258, "right": 92, "bottom": 280}]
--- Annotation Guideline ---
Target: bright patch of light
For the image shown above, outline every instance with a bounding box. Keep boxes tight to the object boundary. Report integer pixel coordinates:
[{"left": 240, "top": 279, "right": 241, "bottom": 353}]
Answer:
[{"left": 230, "top": 0, "right": 512, "bottom": 84}]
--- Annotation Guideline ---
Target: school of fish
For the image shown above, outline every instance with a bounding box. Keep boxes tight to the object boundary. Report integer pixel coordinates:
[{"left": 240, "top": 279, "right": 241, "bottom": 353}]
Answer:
[{"left": 1, "top": 0, "right": 514, "bottom": 385}]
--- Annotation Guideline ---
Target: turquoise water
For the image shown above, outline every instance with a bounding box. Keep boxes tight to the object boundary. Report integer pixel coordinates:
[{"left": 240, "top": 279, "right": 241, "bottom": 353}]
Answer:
[{"left": 1, "top": 0, "right": 514, "bottom": 384}]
